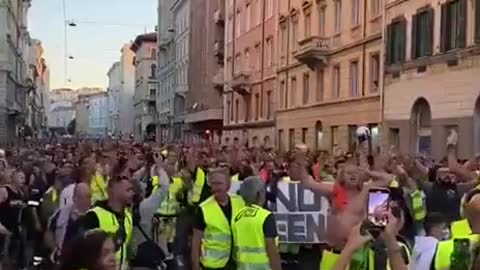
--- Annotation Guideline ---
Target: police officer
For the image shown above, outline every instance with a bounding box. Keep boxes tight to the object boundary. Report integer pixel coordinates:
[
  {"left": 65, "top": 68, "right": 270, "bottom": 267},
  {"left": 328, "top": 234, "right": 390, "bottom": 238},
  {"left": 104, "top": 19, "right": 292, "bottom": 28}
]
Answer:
[
  {"left": 191, "top": 167, "right": 245, "bottom": 270},
  {"left": 79, "top": 158, "right": 135, "bottom": 270},
  {"left": 232, "top": 176, "right": 281, "bottom": 270}
]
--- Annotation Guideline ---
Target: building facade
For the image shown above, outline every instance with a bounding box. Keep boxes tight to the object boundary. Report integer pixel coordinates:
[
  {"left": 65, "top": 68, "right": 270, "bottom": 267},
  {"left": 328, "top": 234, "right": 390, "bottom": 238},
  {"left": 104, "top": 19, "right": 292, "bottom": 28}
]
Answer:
[
  {"left": 75, "top": 94, "right": 89, "bottom": 134},
  {"left": 0, "top": 0, "right": 33, "bottom": 144},
  {"left": 171, "top": 0, "right": 190, "bottom": 140},
  {"left": 275, "top": 0, "right": 383, "bottom": 153},
  {"left": 157, "top": 0, "right": 175, "bottom": 142},
  {"left": 87, "top": 92, "right": 108, "bottom": 136},
  {"left": 131, "top": 33, "right": 158, "bottom": 140},
  {"left": 107, "top": 62, "right": 121, "bottom": 133},
  {"left": 383, "top": 0, "right": 480, "bottom": 159},
  {"left": 48, "top": 100, "right": 75, "bottom": 129},
  {"left": 222, "top": 0, "right": 277, "bottom": 148}
]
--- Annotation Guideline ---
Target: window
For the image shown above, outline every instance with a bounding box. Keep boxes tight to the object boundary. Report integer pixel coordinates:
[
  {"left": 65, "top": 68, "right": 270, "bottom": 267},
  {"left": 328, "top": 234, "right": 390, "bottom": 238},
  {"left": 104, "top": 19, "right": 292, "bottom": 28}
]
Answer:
[
  {"left": 227, "top": 101, "right": 231, "bottom": 123},
  {"left": 266, "top": 38, "right": 272, "bottom": 67},
  {"left": 278, "top": 129, "right": 284, "bottom": 151},
  {"left": 230, "top": 95, "right": 234, "bottom": 121},
  {"left": 150, "top": 64, "right": 157, "bottom": 78},
  {"left": 371, "top": 0, "right": 380, "bottom": 17},
  {"left": 245, "top": 49, "right": 250, "bottom": 70},
  {"left": 303, "top": 73, "right": 310, "bottom": 104},
  {"left": 236, "top": 9, "right": 241, "bottom": 37},
  {"left": 149, "top": 88, "right": 156, "bottom": 97},
  {"left": 235, "top": 54, "right": 241, "bottom": 73},
  {"left": 316, "top": 69, "right": 324, "bottom": 101},
  {"left": 332, "top": 65, "right": 340, "bottom": 98},
  {"left": 319, "top": 7, "right": 326, "bottom": 37},
  {"left": 280, "top": 80, "right": 286, "bottom": 109},
  {"left": 267, "top": 0, "right": 273, "bottom": 18},
  {"left": 334, "top": 0, "right": 342, "bottom": 33},
  {"left": 235, "top": 99, "right": 239, "bottom": 122},
  {"left": 305, "top": 13, "right": 311, "bottom": 37},
  {"left": 352, "top": 0, "right": 359, "bottom": 26},
  {"left": 256, "top": 0, "right": 262, "bottom": 24},
  {"left": 412, "top": 8, "right": 434, "bottom": 59},
  {"left": 386, "top": 18, "right": 406, "bottom": 64},
  {"left": 350, "top": 61, "right": 359, "bottom": 96},
  {"left": 289, "top": 129, "right": 295, "bottom": 150},
  {"left": 367, "top": 54, "right": 379, "bottom": 93},
  {"left": 440, "top": 0, "right": 466, "bottom": 51},
  {"left": 255, "top": 93, "right": 260, "bottom": 120},
  {"left": 151, "top": 48, "right": 157, "bottom": 59},
  {"left": 331, "top": 126, "right": 339, "bottom": 150},
  {"left": 246, "top": 3, "right": 251, "bottom": 31},
  {"left": 389, "top": 128, "right": 400, "bottom": 149},
  {"left": 348, "top": 125, "right": 357, "bottom": 150},
  {"left": 245, "top": 95, "right": 251, "bottom": 121},
  {"left": 255, "top": 44, "right": 261, "bottom": 70},
  {"left": 302, "top": 128, "right": 308, "bottom": 143},
  {"left": 292, "top": 21, "right": 298, "bottom": 50},
  {"left": 266, "top": 91, "right": 272, "bottom": 119},
  {"left": 280, "top": 27, "right": 287, "bottom": 58},
  {"left": 290, "top": 77, "right": 297, "bottom": 107},
  {"left": 476, "top": 0, "right": 480, "bottom": 43}
]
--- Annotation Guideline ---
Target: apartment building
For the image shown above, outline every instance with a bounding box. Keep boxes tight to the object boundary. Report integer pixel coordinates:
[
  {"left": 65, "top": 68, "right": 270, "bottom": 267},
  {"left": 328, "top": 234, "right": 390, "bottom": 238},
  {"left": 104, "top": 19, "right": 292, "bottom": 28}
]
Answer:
[
  {"left": 223, "top": 0, "right": 277, "bottom": 148},
  {"left": 183, "top": 0, "right": 225, "bottom": 144},
  {"left": 171, "top": 0, "right": 190, "bottom": 139},
  {"left": 383, "top": 0, "right": 480, "bottom": 159},
  {"left": 87, "top": 92, "right": 108, "bottom": 136},
  {"left": 131, "top": 32, "right": 158, "bottom": 141},
  {"left": 276, "top": 0, "right": 383, "bottom": 153}
]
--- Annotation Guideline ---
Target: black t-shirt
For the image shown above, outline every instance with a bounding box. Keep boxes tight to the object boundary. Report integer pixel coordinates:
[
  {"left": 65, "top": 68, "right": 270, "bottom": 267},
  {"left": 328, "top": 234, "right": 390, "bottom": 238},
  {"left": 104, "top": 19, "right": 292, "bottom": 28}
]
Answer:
[
  {"left": 425, "top": 183, "right": 461, "bottom": 222},
  {"left": 48, "top": 210, "right": 82, "bottom": 249},
  {"left": 194, "top": 197, "right": 232, "bottom": 231},
  {"left": 371, "top": 237, "right": 410, "bottom": 269},
  {"left": 0, "top": 187, "right": 24, "bottom": 234}
]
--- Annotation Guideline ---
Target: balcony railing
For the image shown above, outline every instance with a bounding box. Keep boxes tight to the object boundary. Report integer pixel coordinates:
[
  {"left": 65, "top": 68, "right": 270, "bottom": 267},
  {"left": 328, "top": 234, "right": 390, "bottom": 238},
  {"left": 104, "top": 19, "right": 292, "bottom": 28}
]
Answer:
[
  {"left": 230, "top": 71, "right": 251, "bottom": 95},
  {"left": 294, "top": 36, "right": 330, "bottom": 70}
]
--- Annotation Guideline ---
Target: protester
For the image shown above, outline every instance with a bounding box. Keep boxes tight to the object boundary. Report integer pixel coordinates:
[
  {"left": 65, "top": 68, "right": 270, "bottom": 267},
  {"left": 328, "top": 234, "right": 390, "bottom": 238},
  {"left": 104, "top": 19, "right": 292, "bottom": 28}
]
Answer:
[{"left": 59, "top": 230, "right": 116, "bottom": 270}]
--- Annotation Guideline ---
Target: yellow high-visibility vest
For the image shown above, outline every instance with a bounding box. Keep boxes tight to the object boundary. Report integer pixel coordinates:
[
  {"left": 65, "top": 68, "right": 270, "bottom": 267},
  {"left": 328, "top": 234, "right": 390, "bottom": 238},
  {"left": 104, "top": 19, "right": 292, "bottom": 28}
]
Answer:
[
  {"left": 460, "top": 183, "right": 480, "bottom": 218},
  {"left": 451, "top": 219, "right": 472, "bottom": 239},
  {"left": 89, "top": 206, "right": 133, "bottom": 270},
  {"left": 410, "top": 189, "right": 426, "bottom": 221},
  {"left": 200, "top": 194, "right": 245, "bottom": 268},
  {"left": 434, "top": 234, "right": 479, "bottom": 270},
  {"left": 157, "top": 177, "right": 183, "bottom": 216},
  {"left": 231, "top": 173, "right": 239, "bottom": 182},
  {"left": 91, "top": 172, "right": 108, "bottom": 203},
  {"left": 232, "top": 204, "right": 272, "bottom": 269},
  {"left": 192, "top": 168, "right": 206, "bottom": 204}
]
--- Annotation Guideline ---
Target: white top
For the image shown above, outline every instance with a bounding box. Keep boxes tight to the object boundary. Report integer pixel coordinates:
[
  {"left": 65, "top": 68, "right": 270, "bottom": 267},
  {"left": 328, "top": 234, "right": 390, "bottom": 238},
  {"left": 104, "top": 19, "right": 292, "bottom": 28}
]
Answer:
[{"left": 59, "top": 184, "right": 75, "bottom": 208}]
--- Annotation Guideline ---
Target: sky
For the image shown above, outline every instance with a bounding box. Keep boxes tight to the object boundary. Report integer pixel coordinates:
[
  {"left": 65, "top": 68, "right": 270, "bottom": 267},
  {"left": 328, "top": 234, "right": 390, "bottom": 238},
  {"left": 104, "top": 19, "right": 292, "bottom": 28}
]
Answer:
[{"left": 29, "top": 0, "right": 157, "bottom": 90}]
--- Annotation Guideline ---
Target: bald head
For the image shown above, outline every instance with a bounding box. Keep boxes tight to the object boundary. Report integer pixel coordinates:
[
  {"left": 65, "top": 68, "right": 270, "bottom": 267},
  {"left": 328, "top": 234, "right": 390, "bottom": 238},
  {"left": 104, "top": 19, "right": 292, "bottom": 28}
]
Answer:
[{"left": 73, "top": 182, "right": 91, "bottom": 212}]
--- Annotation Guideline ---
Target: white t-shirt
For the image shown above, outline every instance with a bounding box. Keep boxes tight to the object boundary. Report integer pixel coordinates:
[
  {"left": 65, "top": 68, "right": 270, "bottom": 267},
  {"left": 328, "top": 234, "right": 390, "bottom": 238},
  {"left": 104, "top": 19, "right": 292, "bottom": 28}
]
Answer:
[{"left": 59, "top": 184, "right": 75, "bottom": 208}]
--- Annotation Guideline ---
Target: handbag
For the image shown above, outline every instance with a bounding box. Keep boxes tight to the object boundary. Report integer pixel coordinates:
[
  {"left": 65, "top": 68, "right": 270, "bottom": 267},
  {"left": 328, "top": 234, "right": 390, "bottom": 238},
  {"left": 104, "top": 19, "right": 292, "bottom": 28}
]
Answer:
[{"left": 130, "top": 224, "right": 167, "bottom": 268}]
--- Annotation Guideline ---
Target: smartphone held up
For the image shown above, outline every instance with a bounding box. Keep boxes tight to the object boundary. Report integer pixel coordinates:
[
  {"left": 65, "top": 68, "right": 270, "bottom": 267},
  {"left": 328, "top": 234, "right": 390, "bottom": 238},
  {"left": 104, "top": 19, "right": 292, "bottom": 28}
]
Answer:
[{"left": 367, "top": 188, "right": 391, "bottom": 228}]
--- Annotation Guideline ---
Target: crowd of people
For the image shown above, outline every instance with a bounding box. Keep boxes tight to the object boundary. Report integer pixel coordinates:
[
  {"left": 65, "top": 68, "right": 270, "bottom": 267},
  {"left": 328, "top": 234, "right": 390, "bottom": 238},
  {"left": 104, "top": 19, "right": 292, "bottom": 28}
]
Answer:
[{"left": 0, "top": 128, "right": 479, "bottom": 270}]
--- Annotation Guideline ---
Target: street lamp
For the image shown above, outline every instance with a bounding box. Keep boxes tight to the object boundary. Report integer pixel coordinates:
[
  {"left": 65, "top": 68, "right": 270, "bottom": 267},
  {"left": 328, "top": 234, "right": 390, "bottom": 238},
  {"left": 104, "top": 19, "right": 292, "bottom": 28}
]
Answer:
[
  {"left": 68, "top": 21, "right": 77, "bottom": 27},
  {"left": 68, "top": 56, "right": 75, "bottom": 60}
]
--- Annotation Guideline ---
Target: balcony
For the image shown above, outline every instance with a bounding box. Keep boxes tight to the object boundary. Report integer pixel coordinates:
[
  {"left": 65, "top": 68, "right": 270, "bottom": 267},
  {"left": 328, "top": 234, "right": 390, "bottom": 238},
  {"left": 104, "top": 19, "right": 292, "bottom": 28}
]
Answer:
[
  {"left": 213, "top": 9, "right": 224, "bottom": 25},
  {"left": 212, "top": 69, "right": 224, "bottom": 91},
  {"left": 230, "top": 72, "right": 251, "bottom": 96},
  {"left": 294, "top": 36, "right": 329, "bottom": 70}
]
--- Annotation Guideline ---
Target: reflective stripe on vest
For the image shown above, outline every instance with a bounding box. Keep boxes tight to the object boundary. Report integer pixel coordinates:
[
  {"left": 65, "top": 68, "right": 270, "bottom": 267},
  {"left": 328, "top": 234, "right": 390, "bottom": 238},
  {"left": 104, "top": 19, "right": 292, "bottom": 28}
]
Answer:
[
  {"left": 200, "top": 194, "right": 245, "bottom": 268},
  {"left": 232, "top": 205, "right": 271, "bottom": 270},
  {"left": 231, "top": 173, "right": 239, "bottom": 182},
  {"left": 192, "top": 168, "right": 206, "bottom": 204},
  {"left": 46, "top": 187, "right": 58, "bottom": 203},
  {"left": 91, "top": 173, "right": 108, "bottom": 203},
  {"left": 434, "top": 234, "right": 480, "bottom": 270},
  {"left": 157, "top": 177, "right": 183, "bottom": 215},
  {"left": 410, "top": 189, "right": 426, "bottom": 221},
  {"left": 451, "top": 219, "right": 472, "bottom": 239},
  {"left": 89, "top": 206, "right": 133, "bottom": 270}
]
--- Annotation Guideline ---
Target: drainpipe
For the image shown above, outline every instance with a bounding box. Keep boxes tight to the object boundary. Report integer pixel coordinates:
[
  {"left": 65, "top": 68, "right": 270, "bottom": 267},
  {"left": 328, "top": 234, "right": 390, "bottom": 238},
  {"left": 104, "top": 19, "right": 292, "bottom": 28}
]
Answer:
[
  {"left": 361, "top": 0, "right": 367, "bottom": 97},
  {"left": 380, "top": 0, "right": 387, "bottom": 146}
]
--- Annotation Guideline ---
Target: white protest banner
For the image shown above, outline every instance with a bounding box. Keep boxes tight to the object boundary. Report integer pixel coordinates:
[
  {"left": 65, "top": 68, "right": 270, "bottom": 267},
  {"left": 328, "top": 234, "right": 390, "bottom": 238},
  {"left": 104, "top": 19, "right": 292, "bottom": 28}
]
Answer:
[{"left": 229, "top": 181, "right": 329, "bottom": 243}]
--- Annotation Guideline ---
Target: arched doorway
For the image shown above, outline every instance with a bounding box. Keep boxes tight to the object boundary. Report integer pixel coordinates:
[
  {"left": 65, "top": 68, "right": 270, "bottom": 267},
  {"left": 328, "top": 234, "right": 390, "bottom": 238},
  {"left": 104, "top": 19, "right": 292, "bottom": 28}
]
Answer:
[
  {"left": 315, "top": 121, "right": 323, "bottom": 151},
  {"left": 474, "top": 97, "right": 480, "bottom": 153},
  {"left": 411, "top": 98, "right": 432, "bottom": 155}
]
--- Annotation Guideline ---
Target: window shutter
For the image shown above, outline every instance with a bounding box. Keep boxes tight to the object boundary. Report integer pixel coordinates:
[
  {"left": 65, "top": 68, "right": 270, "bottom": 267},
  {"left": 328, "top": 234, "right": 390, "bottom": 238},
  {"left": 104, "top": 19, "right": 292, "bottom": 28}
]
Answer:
[
  {"left": 386, "top": 24, "right": 392, "bottom": 65},
  {"left": 475, "top": 0, "right": 480, "bottom": 43},
  {"left": 399, "top": 17, "right": 407, "bottom": 63},
  {"left": 440, "top": 4, "right": 447, "bottom": 52},
  {"left": 425, "top": 8, "right": 434, "bottom": 56},
  {"left": 457, "top": 0, "right": 467, "bottom": 48},
  {"left": 411, "top": 14, "right": 418, "bottom": 59}
]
